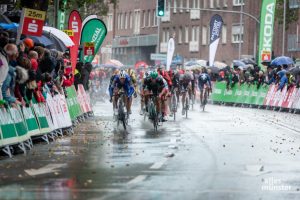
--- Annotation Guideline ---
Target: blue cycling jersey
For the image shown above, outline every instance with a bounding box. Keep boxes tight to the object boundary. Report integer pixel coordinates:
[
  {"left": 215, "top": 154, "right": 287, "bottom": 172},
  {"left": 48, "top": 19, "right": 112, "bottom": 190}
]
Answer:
[{"left": 198, "top": 73, "right": 212, "bottom": 88}]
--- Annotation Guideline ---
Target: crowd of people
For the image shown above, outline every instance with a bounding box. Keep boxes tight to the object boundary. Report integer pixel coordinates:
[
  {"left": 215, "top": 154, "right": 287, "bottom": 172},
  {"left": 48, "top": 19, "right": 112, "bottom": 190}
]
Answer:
[
  {"left": 215, "top": 64, "right": 300, "bottom": 91},
  {"left": 0, "top": 29, "right": 93, "bottom": 108}
]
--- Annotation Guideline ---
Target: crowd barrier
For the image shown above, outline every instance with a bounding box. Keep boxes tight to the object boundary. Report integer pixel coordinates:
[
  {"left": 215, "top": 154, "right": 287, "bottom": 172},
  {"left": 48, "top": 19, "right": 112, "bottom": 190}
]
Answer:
[
  {"left": 211, "top": 82, "right": 300, "bottom": 112},
  {"left": 0, "top": 84, "right": 93, "bottom": 158}
]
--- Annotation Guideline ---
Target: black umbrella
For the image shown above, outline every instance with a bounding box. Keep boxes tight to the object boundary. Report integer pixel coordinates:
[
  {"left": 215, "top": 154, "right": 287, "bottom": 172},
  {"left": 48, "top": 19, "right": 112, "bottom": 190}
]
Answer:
[
  {"left": 241, "top": 58, "right": 256, "bottom": 65},
  {"left": 289, "top": 66, "right": 300, "bottom": 75},
  {"left": 43, "top": 31, "right": 67, "bottom": 52},
  {"left": 207, "top": 66, "right": 220, "bottom": 74}
]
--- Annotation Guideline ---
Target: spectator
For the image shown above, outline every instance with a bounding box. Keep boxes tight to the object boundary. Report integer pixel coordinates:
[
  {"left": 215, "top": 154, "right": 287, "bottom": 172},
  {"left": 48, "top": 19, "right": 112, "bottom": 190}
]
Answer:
[
  {"left": 2, "top": 44, "right": 21, "bottom": 107},
  {"left": 0, "top": 45, "right": 9, "bottom": 103},
  {"left": 277, "top": 70, "right": 288, "bottom": 91},
  {"left": 74, "top": 62, "right": 83, "bottom": 90},
  {"left": 82, "top": 62, "right": 93, "bottom": 91},
  {"left": 39, "top": 49, "right": 56, "bottom": 75},
  {"left": 28, "top": 50, "right": 39, "bottom": 71}
]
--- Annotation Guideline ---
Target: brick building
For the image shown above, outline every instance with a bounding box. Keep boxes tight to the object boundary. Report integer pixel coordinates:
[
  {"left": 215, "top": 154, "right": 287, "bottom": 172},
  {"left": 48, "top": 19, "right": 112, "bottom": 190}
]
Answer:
[{"left": 99, "top": 0, "right": 300, "bottom": 66}]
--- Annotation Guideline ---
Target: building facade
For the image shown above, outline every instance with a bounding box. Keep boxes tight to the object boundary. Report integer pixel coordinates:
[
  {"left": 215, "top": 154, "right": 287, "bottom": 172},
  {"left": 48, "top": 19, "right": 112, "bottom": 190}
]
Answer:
[{"left": 100, "top": 0, "right": 300, "bottom": 65}]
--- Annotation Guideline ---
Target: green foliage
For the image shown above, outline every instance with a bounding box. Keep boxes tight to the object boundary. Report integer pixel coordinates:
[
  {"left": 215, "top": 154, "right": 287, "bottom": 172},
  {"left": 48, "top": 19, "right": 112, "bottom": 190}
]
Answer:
[{"left": 275, "top": 0, "right": 299, "bottom": 29}]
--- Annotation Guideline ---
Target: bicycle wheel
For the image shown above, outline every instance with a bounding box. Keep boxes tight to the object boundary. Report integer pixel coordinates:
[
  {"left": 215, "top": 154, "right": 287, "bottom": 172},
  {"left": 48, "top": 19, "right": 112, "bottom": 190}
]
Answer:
[
  {"left": 149, "top": 100, "right": 158, "bottom": 132},
  {"left": 118, "top": 98, "right": 127, "bottom": 130},
  {"left": 171, "top": 94, "right": 177, "bottom": 121},
  {"left": 203, "top": 90, "right": 208, "bottom": 112},
  {"left": 185, "top": 96, "right": 189, "bottom": 119}
]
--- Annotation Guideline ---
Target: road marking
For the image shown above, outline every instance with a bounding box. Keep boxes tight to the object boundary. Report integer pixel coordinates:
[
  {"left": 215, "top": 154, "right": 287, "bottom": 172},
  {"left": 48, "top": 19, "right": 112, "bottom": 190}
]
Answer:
[
  {"left": 150, "top": 158, "right": 168, "bottom": 169},
  {"left": 24, "top": 164, "right": 67, "bottom": 176},
  {"left": 127, "top": 175, "right": 147, "bottom": 185}
]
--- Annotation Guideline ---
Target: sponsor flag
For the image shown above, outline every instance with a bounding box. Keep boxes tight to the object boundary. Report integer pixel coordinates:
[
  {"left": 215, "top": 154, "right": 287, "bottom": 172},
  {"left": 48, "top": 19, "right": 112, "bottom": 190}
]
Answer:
[
  {"left": 80, "top": 18, "right": 107, "bottom": 63},
  {"left": 209, "top": 14, "right": 223, "bottom": 67},
  {"left": 258, "top": 0, "right": 276, "bottom": 67},
  {"left": 166, "top": 38, "right": 175, "bottom": 71}
]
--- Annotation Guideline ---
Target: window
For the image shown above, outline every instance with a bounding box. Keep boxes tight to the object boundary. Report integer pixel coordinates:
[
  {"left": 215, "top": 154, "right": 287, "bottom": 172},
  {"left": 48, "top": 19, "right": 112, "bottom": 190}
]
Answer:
[
  {"left": 202, "top": 26, "right": 207, "bottom": 45},
  {"left": 192, "top": 0, "right": 200, "bottom": 8},
  {"left": 210, "top": 0, "right": 214, "bottom": 8},
  {"left": 129, "top": 12, "right": 133, "bottom": 29},
  {"left": 191, "top": 26, "right": 199, "bottom": 42},
  {"left": 224, "top": 0, "right": 228, "bottom": 7},
  {"left": 232, "top": 24, "right": 244, "bottom": 43},
  {"left": 222, "top": 25, "right": 227, "bottom": 44},
  {"left": 143, "top": 11, "right": 146, "bottom": 27},
  {"left": 120, "top": 13, "right": 123, "bottom": 29},
  {"left": 233, "top": 0, "right": 244, "bottom": 6},
  {"left": 178, "top": 27, "right": 183, "bottom": 43},
  {"left": 117, "top": 13, "right": 120, "bottom": 29},
  {"left": 173, "top": 0, "right": 177, "bottom": 13},
  {"left": 203, "top": 0, "right": 207, "bottom": 8},
  {"left": 216, "top": 0, "right": 220, "bottom": 7},
  {"left": 148, "top": 10, "right": 151, "bottom": 27},
  {"left": 180, "top": 0, "right": 183, "bottom": 12},
  {"left": 153, "top": 10, "right": 157, "bottom": 26},
  {"left": 124, "top": 13, "right": 128, "bottom": 29},
  {"left": 186, "top": 0, "right": 190, "bottom": 12},
  {"left": 134, "top": 10, "right": 141, "bottom": 34},
  {"left": 185, "top": 26, "right": 189, "bottom": 43},
  {"left": 107, "top": 14, "right": 113, "bottom": 31}
]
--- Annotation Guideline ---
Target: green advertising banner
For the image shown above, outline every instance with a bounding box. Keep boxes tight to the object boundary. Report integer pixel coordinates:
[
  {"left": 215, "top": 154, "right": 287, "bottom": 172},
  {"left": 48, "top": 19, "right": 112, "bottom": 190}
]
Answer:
[
  {"left": 0, "top": 108, "right": 18, "bottom": 145},
  {"left": 80, "top": 18, "right": 107, "bottom": 63},
  {"left": 22, "top": 107, "right": 40, "bottom": 137},
  {"left": 258, "top": 0, "right": 276, "bottom": 67},
  {"left": 66, "top": 86, "right": 82, "bottom": 120},
  {"left": 9, "top": 108, "right": 29, "bottom": 142},
  {"left": 32, "top": 103, "right": 51, "bottom": 134},
  {"left": 211, "top": 82, "right": 270, "bottom": 106}
]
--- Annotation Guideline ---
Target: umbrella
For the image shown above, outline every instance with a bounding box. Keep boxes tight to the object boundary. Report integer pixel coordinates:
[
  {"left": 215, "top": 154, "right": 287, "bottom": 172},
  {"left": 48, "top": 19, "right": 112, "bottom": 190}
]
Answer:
[
  {"left": 232, "top": 60, "right": 246, "bottom": 67},
  {"left": 43, "top": 26, "right": 74, "bottom": 47},
  {"left": 135, "top": 61, "right": 147, "bottom": 69},
  {"left": 0, "top": 22, "right": 18, "bottom": 30},
  {"left": 185, "top": 61, "right": 199, "bottom": 66},
  {"left": 289, "top": 66, "right": 300, "bottom": 75},
  {"left": 43, "top": 31, "right": 67, "bottom": 51},
  {"left": 240, "top": 58, "right": 256, "bottom": 65},
  {"left": 105, "top": 59, "right": 124, "bottom": 67},
  {"left": 213, "top": 61, "right": 227, "bottom": 68},
  {"left": 207, "top": 66, "right": 220, "bottom": 74},
  {"left": 271, "top": 56, "right": 294, "bottom": 66},
  {"left": 196, "top": 59, "right": 208, "bottom": 66},
  {"left": 27, "top": 35, "right": 54, "bottom": 47}
]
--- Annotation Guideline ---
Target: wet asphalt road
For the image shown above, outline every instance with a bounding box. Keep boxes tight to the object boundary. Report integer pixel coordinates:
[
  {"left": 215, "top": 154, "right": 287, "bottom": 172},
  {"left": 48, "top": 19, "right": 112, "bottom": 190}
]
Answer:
[{"left": 0, "top": 99, "right": 300, "bottom": 200}]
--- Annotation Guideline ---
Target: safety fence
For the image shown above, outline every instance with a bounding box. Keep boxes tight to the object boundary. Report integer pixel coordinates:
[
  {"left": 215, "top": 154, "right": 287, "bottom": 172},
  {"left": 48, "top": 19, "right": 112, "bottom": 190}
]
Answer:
[
  {"left": 0, "top": 84, "right": 93, "bottom": 158},
  {"left": 211, "top": 82, "right": 300, "bottom": 112}
]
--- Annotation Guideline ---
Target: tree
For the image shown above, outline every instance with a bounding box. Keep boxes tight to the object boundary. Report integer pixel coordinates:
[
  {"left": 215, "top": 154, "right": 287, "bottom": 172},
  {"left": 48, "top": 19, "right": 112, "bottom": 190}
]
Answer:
[{"left": 275, "top": 0, "right": 299, "bottom": 29}]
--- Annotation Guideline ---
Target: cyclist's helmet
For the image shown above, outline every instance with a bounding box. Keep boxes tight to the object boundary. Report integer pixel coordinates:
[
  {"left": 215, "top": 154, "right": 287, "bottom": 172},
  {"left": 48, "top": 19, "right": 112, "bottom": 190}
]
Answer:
[
  {"left": 150, "top": 71, "right": 158, "bottom": 79},
  {"left": 120, "top": 70, "right": 127, "bottom": 78},
  {"left": 202, "top": 67, "right": 208, "bottom": 74}
]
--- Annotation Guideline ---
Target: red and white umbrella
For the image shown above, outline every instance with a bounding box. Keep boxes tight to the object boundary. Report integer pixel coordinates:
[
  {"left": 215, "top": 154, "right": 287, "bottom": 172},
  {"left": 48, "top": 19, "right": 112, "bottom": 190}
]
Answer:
[{"left": 105, "top": 59, "right": 124, "bottom": 67}]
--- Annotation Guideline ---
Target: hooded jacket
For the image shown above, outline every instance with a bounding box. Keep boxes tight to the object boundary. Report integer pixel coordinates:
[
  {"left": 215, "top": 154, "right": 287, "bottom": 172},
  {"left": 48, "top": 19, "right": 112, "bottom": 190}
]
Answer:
[{"left": 2, "top": 65, "right": 16, "bottom": 103}]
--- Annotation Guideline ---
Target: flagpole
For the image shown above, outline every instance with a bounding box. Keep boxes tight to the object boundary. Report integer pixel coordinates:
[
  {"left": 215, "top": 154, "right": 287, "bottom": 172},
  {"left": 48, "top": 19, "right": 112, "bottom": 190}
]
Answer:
[{"left": 282, "top": 0, "right": 286, "bottom": 55}]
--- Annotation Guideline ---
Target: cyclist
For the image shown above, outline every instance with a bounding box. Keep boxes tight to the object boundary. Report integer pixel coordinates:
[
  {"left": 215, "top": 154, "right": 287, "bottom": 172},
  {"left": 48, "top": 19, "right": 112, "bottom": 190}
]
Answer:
[
  {"left": 139, "top": 70, "right": 150, "bottom": 115},
  {"left": 108, "top": 69, "right": 120, "bottom": 102},
  {"left": 127, "top": 68, "right": 138, "bottom": 98},
  {"left": 157, "top": 66, "right": 172, "bottom": 117},
  {"left": 198, "top": 67, "right": 212, "bottom": 106},
  {"left": 143, "top": 71, "right": 169, "bottom": 122},
  {"left": 179, "top": 70, "right": 193, "bottom": 115},
  {"left": 111, "top": 70, "right": 134, "bottom": 115}
]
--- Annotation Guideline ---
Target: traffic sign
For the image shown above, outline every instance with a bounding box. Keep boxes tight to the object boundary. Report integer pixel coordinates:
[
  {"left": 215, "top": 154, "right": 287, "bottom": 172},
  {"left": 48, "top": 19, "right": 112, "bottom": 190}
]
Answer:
[{"left": 150, "top": 53, "right": 167, "bottom": 61}]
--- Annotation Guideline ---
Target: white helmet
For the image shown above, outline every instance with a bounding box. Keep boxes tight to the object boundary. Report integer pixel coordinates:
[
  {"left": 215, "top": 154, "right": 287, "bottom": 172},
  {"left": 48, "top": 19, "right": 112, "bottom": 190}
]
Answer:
[{"left": 120, "top": 70, "right": 127, "bottom": 78}]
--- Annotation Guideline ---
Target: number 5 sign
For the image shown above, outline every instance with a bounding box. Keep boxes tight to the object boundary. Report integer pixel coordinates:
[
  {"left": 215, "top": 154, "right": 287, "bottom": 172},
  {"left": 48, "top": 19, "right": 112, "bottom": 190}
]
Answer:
[{"left": 20, "top": 8, "right": 46, "bottom": 36}]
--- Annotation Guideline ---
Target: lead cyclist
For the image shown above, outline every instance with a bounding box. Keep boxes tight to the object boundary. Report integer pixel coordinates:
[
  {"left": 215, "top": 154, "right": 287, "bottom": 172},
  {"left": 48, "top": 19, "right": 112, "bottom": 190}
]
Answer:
[{"left": 198, "top": 67, "right": 212, "bottom": 106}]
